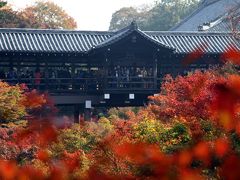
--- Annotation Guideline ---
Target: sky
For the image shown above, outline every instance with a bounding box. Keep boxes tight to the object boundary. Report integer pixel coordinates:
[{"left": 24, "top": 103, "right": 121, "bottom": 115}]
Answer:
[{"left": 7, "top": 0, "right": 156, "bottom": 31}]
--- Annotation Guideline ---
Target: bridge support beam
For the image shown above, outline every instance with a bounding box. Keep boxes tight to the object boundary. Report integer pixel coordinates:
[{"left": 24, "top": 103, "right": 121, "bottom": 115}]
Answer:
[
  {"left": 74, "top": 105, "right": 80, "bottom": 123},
  {"left": 74, "top": 105, "right": 92, "bottom": 122},
  {"left": 84, "top": 108, "right": 92, "bottom": 121}
]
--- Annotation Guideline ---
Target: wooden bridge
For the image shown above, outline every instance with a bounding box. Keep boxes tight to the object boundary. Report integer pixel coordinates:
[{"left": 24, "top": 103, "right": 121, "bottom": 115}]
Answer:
[{"left": 0, "top": 22, "right": 239, "bottom": 120}]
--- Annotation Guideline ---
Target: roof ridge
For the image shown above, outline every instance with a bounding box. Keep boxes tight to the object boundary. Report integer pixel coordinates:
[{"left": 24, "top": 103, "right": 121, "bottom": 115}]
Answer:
[
  {"left": 88, "top": 22, "right": 175, "bottom": 52},
  {"left": 0, "top": 27, "right": 235, "bottom": 36},
  {"left": 137, "top": 29, "right": 174, "bottom": 49},
  {"left": 171, "top": 0, "right": 240, "bottom": 31},
  {"left": 199, "top": 3, "right": 240, "bottom": 31},
  {"left": 170, "top": 0, "right": 231, "bottom": 31},
  {"left": 170, "top": 1, "right": 207, "bottom": 31}
]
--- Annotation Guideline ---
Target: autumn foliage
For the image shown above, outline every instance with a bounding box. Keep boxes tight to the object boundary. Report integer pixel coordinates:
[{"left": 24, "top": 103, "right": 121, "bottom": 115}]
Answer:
[
  {"left": 1, "top": 62, "right": 240, "bottom": 179},
  {"left": 0, "top": 0, "right": 77, "bottom": 29}
]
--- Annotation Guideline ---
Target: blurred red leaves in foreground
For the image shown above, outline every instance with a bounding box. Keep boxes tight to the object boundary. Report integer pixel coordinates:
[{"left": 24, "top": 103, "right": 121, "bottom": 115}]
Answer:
[
  {"left": 209, "top": 75, "right": 240, "bottom": 132},
  {"left": 221, "top": 46, "right": 240, "bottom": 65},
  {"left": 182, "top": 42, "right": 208, "bottom": 65}
]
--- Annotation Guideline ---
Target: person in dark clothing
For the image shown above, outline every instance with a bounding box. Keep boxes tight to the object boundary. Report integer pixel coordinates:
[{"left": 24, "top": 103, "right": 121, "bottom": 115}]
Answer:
[
  {"left": 7, "top": 67, "right": 17, "bottom": 85},
  {"left": 0, "top": 69, "right": 5, "bottom": 80}
]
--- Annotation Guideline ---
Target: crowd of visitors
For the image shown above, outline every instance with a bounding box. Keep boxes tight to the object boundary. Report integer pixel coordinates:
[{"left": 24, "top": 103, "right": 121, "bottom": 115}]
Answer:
[
  {"left": 108, "top": 66, "right": 154, "bottom": 88},
  {"left": 0, "top": 66, "right": 155, "bottom": 90},
  {"left": 0, "top": 67, "right": 72, "bottom": 89},
  {"left": 108, "top": 66, "right": 153, "bottom": 78}
]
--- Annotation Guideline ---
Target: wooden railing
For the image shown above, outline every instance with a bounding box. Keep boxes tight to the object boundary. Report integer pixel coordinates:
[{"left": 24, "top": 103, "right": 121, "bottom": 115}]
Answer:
[
  {"left": 106, "top": 76, "right": 156, "bottom": 90},
  {"left": 2, "top": 76, "right": 161, "bottom": 93}
]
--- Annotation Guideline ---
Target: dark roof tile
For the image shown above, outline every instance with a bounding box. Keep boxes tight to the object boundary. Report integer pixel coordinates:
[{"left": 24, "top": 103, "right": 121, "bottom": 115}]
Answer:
[
  {"left": 171, "top": 0, "right": 240, "bottom": 31},
  {"left": 0, "top": 23, "right": 239, "bottom": 54}
]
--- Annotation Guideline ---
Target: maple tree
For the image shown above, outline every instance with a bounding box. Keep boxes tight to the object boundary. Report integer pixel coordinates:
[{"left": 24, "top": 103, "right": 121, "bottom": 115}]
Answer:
[
  {"left": 0, "top": 0, "right": 77, "bottom": 29},
  {"left": 0, "top": 82, "right": 26, "bottom": 122},
  {"left": 21, "top": 1, "right": 77, "bottom": 29},
  {"left": 0, "top": 2, "right": 32, "bottom": 28}
]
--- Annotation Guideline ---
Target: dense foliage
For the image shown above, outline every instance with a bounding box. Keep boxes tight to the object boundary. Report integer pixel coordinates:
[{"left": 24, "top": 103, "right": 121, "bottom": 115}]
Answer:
[
  {"left": 109, "top": 0, "right": 199, "bottom": 31},
  {"left": 21, "top": 1, "right": 77, "bottom": 29},
  {"left": 0, "top": 0, "right": 77, "bottom": 29},
  {"left": 0, "top": 0, "right": 240, "bottom": 179},
  {"left": 0, "top": 82, "right": 49, "bottom": 123},
  {"left": 0, "top": 60, "right": 240, "bottom": 179}
]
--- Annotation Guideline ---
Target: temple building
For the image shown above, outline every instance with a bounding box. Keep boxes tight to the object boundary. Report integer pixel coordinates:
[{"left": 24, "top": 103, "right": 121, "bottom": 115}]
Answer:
[
  {"left": 0, "top": 0, "right": 239, "bottom": 120},
  {"left": 172, "top": 0, "right": 240, "bottom": 32}
]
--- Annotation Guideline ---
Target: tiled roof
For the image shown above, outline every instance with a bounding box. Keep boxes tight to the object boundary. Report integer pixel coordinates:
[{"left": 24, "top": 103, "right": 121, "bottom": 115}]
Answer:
[
  {"left": 90, "top": 21, "right": 174, "bottom": 52},
  {"left": 0, "top": 28, "right": 112, "bottom": 53},
  {"left": 205, "top": 7, "right": 240, "bottom": 32},
  {"left": 171, "top": 0, "right": 240, "bottom": 31},
  {"left": 147, "top": 31, "right": 240, "bottom": 53},
  {"left": 205, "top": 18, "right": 233, "bottom": 32},
  {"left": 0, "top": 22, "right": 239, "bottom": 55}
]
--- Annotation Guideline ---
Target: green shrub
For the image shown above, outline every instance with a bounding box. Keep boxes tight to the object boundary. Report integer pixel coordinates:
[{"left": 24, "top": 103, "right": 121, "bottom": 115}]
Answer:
[
  {"left": 0, "top": 82, "right": 26, "bottom": 123},
  {"left": 50, "top": 125, "right": 92, "bottom": 158},
  {"left": 133, "top": 118, "right": 191, "bottom": 153},
  {"left": 160, "top": 122, "right": 191, "bottom": 153},
  {"left": 133, "top": 118, "right": 163, "bottom": 143},
  {"left": 108, "top": 107, "right": 140, "bottom": 120},
  {"left": 50, "top": 119, "right": 114, "bottom": 158},
  {"left": 200, "top": 119, "right": 223, "bottom": 141}
]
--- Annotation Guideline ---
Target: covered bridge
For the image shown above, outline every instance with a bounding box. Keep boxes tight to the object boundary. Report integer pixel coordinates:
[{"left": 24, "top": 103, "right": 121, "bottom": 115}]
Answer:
[{"left": 0, "top": 21, "right": 239, "bottom": 119}]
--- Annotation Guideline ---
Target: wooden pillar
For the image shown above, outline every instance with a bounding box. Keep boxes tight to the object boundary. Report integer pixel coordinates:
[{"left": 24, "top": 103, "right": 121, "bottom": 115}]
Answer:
[
  {"left": 74, "top": 104, "right": 80, "bottom": 123},
  {"left": 153, "top": 54, "right": 158, "bottom": 89},
  {"left": 86, "top": 57, "right": 91, "bottom": 92},
  {"left": 84, "top": 108, "right": 92, "bottom": 121},
  {"left": 9, "top": 57, "right": 13, "bottom": 69},
  {"left": 17, "top": 60, "right": 21, "bottom": 84},
  {"left": 45, "top": 61, "right": 49, "bottom": 90},
  {"left": 71, "top": 62, "right": 75, "bottom": 90},
  {"left": 104, "top": 52, "right": 109, "bottom": 90}
]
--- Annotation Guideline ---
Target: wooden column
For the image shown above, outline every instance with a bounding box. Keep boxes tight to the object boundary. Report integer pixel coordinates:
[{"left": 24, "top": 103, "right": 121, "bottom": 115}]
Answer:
[
  {"left": 45, "top": 60, "right": 49, "bottom": 90},
  {"left": 84, "top": 108, "right": 92, "bottom": 121},
  {"left": 17, "top": 60, "right": 21, "bottom": 84},
  {"left": 104, "top": 51, "right": 109, "bottom": 90},
  {"left": 153, "top": 53, "right": 158, "bottom": 89},
  {"left": 74, "top": 104, "right": 80, "bottom": 123},
  {"left": 71, "top": 62, "right": 75, "bottom": 90},
  {"left": 86, "top": 57, "right": 91, "bottom": 92}
]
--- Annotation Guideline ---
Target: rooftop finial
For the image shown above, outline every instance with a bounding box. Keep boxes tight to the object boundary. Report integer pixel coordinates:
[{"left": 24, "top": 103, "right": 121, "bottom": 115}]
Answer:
[{"left": 131, "top": 20, "right": 138, "bottom": 30}]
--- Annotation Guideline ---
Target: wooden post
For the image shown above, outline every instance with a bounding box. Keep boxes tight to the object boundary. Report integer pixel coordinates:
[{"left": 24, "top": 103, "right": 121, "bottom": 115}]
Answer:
[
  {"left": 104, "top": 52, "right": 109, "bottom": 90},
  {"left": 71, "top": 62, "right": 75, "bottom": 90},
  {"left": 84, "top": 108, "right": 92, "bottom": 121},
  {"left": 74, "top": 104, "right": 80, "bottom": 123},
  {"left": 17, "top": 60, "right": 21, "bottom": 84},
  {"left": 153, "top": 54, "right": 158, "bottom": 89},
  {"left": 45, "top": 60, "right": 49, "bottom": 90}
]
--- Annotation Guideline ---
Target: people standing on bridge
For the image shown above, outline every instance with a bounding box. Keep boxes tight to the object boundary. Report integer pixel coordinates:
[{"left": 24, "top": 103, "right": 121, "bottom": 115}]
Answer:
[
  {"left": 49, "top": 70, "right": 57, "bottom": 90},
  {"left": 141, "top": 67, "right": 148, "bottom": 89},
  {"left": 7, "top": 67, "right": 17, "bottom": 85},
  {"left": 115, "top": 66, "right": 120, "bottom": 88},
  {"left": 25, "top": 69, "right": 33, "bottom": 88},
  {"left": 0, "top": 69, "right": 6, "bottom": 80}
]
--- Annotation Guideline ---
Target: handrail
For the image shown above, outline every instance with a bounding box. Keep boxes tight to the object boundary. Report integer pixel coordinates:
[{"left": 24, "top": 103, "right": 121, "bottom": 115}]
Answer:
[{"left": 1, "top": 76, "right": 162, "bottom": 92}]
